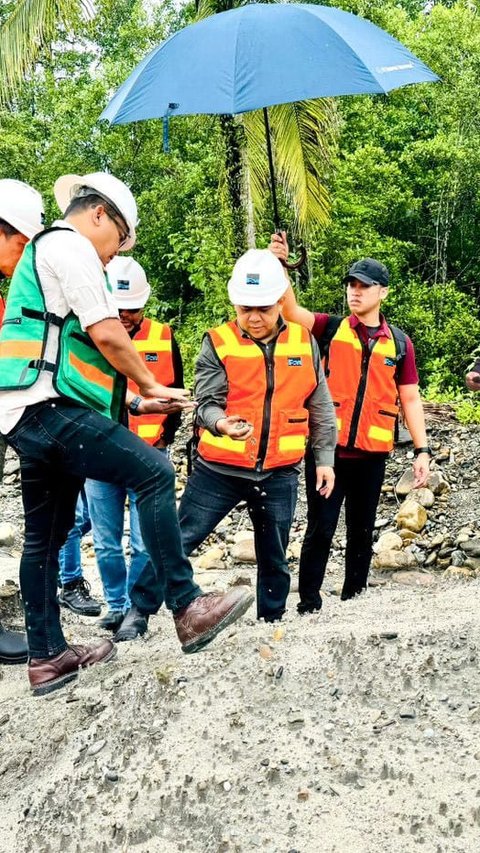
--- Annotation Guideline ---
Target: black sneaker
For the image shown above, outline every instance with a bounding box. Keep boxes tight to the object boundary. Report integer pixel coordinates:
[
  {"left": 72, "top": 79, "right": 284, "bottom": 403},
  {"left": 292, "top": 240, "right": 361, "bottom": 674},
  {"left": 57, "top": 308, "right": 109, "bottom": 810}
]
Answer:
[
  {"left": 297, "top": 598, "right": 322, "bottom": 615},
  {"left": 59, "top": 578, "right": 102, "bottom": 617}
]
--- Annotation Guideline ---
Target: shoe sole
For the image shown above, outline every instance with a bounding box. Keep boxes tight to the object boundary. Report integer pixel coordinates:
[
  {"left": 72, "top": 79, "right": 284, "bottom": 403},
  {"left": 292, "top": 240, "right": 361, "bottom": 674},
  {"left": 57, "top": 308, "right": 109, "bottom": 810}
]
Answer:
[
  {"left": 59, "top": 600, "right": 102, "bottom": 617},
  {"left": 0, "top": 653, "right": 28, "bottom": 665},
  {"left": 181, "top": 592, "right": 254, "bottom": 655},
  {"left": 31, "top": 645, "right": 117, "bottom": 697}
]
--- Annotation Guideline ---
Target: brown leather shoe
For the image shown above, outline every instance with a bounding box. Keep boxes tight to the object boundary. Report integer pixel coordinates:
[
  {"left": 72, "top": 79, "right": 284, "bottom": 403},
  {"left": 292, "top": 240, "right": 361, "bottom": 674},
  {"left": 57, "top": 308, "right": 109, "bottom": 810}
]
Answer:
[
  {"left": 174, "top": 588, "right": 254, "bottom": 654},
  {"left": 28, "top": 640, "right": 117, "bottom": 696}
]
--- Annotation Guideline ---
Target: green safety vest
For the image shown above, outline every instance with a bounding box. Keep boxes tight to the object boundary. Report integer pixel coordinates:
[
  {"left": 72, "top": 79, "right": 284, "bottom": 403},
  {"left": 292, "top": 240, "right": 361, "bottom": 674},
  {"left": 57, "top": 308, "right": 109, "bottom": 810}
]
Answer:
[{"left": 0, "top": 227, "right": 125, "bottom": 421}]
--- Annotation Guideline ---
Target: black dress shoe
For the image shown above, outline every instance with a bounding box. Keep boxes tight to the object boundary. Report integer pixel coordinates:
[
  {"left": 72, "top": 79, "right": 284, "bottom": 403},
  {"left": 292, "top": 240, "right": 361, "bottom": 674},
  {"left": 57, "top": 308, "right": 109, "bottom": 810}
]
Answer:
[
  {"left": 297, "top": 598, "right": 322, "bottom": 615},
  {"left": 97, "top": 611, "right": 125, "bottom": 631},
  {"left": 113, "top": 606, "right": 149, "bottom": 643},
  {"left": 0, "top": 621, "right": 28, "bottom": 665}
]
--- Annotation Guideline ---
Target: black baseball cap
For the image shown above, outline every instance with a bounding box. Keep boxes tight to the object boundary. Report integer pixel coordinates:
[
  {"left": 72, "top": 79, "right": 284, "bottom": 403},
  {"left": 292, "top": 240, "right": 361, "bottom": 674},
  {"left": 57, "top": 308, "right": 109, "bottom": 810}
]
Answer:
[{"left": 345, "top": 258, "right": 389, "bottom": 287}]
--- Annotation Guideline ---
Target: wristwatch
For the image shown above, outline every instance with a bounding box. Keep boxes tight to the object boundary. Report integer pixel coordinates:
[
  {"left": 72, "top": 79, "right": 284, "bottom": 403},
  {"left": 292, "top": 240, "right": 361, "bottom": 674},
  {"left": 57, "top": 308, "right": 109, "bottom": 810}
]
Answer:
[
  {"left": 128, "top": 395, "right": 143, "bottom": 416},
  {"left": 413, "top": 446, "right": 432, "bottom": 458}
]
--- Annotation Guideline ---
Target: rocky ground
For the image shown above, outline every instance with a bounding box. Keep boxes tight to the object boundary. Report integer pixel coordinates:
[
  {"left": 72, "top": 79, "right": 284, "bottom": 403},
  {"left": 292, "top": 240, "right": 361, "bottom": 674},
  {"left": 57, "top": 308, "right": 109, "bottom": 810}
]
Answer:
[{"left": 0, "top": 411, "right": 480, "bottom": 853}]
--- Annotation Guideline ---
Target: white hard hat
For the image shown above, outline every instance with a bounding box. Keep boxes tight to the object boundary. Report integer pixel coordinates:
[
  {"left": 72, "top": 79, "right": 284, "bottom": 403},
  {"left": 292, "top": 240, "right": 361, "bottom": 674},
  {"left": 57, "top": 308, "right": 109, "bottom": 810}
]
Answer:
[
  {"left": 53, "top": 171, "right": 137, "bottom": 250},
  {"left": 0, "top": 179, "right": 45, "bottom": 239},
  {"left": 106, "top": 255, "right": 151, "bottom": 308},
  {"left": 227, "top": 249, "right": 288, "bottom": 306}
]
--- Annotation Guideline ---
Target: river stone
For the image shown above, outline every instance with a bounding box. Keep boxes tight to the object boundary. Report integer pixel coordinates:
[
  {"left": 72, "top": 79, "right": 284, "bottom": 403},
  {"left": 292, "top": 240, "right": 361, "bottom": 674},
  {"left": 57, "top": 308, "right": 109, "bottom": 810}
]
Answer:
[
  {"left": 427, "top": 471, "right": 450, "bottom": 496},
  {"left": 462, "top": 538, "right": 480, "bottom": 558},
  {"left": 373, "top": 549, "right": 417, "bottom": 571},
  {"left": 233, "top": 530, "right": 255, "bottom": 544},
  {"left": 391, "top": 571, "right": 435, "bottom": 587},
  {"left": 450, "top": 550, "right": 465, "bottom": 567},
  {"left": 395, "top": 469, "right": 416, "bottom": 496},
  {"left": 407, "top": 487, "right": 435, "bottom": 509},
  {"left": 194, "top": 547, "right": 226, "bottom": 570},
  {"left": 443, "top": 566, "right": 475, "bottom": 580},
  {"left": 396, "top": 501, "right": 427, "bottom": 533},
  {"left": 231, "top": 539, "right": 257, "bottom": 563},
  {"left": 0, "top": 523, "right": 16, "bottom": 547},
  {"left": 373, "top": 532, "right": 403, "bottom": 553},
  {"left": 463, "top": 557, "right": 480, "bottom": 571}
]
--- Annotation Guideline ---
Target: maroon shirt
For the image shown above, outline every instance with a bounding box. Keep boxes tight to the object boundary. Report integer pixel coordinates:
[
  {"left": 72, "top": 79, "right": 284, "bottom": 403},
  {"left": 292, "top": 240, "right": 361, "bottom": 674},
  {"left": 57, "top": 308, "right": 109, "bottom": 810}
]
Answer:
[{"left": 312, "top": 312, "right": 419, "bottom": 458}]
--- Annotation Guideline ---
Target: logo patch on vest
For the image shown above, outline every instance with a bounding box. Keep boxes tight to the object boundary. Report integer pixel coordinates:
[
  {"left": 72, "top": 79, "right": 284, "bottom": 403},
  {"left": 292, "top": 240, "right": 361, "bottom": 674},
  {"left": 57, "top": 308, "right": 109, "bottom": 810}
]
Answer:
[
  {"left": 145, "top": 352, "right": 158, "bottom": 362},
  {"left": 245, "top": 273, "right": 260, "bottom": 286},
  {"left": 384, "top": 357, "right": 396, "bottom": 367},
  {"left": 116, "top": 279, "right": 130, "bottom": 291},
  {"left": 288, "top": 357, "right": 303, "bottom": 367}
]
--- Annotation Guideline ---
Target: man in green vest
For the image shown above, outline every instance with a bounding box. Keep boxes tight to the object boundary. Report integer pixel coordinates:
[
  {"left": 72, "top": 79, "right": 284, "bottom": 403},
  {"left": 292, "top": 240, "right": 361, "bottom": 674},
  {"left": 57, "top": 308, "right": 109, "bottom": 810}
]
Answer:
[
  {"left": 0, "top": 178, "right": 45, "bottom": 665},
  {"left": 0, "top": 171, "right": 254, "bottom": 695}
]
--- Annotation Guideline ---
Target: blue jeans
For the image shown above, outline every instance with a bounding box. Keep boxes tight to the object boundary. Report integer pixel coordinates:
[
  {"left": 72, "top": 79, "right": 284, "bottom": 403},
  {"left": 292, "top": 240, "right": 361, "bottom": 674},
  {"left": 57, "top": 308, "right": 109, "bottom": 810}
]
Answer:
[
  {"left": 85, "top": 480, "right": 149, "bottom": 612},
  {"left": 58, "top": 489, "right": 91, "bottom": 584},
  {"left": 5, "top": 400, "right": 201, "bottom": 659},
  {"left": 131, "top": 462, "right": 298, "bottom": 621}
]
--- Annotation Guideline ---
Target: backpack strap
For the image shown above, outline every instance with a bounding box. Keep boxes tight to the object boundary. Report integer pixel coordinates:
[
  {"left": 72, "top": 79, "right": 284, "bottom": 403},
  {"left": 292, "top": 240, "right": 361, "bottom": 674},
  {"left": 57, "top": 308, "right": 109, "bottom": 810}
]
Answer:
[
  {"left": 319, "top": 315, "right": 342, "bottom": 378},
  {"left": 387, "top": 324, "right": 407, "bottom": 383}
]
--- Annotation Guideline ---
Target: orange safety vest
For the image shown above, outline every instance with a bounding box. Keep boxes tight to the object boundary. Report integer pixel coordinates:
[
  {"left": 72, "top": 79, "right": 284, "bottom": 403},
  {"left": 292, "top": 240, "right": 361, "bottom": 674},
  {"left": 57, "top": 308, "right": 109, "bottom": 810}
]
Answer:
[
  {"left": 326, "top": 318, "right": 399, "bottom": 452},
  {"left": 128, "top": 318, "right": 175, "bottom": 445},
  {"left": 198, "top": 320, "right": 317, "bottom": 470}
]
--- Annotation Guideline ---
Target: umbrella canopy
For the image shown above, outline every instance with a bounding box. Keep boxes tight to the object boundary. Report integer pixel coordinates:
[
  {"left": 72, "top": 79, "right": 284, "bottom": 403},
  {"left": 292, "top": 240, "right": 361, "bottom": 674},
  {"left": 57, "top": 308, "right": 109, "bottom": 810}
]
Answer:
[{"left": 100, "top": 3, "right": 439, "bottom": 125}]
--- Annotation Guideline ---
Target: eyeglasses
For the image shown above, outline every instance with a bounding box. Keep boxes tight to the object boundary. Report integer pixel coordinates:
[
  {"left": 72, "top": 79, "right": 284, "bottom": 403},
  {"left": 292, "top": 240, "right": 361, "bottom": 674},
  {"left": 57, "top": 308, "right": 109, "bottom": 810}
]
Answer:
[{"left": 105, "top": 208, "right": 129, "bottom": 249}]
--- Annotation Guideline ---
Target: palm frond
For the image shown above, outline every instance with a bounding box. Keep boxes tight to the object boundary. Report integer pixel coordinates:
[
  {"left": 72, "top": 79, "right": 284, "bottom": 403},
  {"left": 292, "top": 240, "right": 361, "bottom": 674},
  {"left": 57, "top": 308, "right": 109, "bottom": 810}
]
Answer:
[
  {"left": 0, "top": 0, "right": 90, "bottom": 106},
  {"left": 243, "top": 99, "right": 339, "bottom": 239}
]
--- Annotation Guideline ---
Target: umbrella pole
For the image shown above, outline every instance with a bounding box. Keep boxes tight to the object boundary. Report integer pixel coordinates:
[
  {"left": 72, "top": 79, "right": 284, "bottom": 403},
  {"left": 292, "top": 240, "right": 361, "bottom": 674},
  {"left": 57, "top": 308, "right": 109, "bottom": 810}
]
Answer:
[
  {"left": 262, "top": 107, "right": 281, "bottom": 232},
  {"left": 263, "top": 107, "right": 307, "bottom": 271}
]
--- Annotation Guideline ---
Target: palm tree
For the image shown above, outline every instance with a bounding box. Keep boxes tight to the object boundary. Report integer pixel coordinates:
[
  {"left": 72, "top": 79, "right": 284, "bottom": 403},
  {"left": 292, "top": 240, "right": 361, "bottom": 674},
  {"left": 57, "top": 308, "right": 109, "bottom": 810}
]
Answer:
[
  {"left": 0, "top": 0, "right": 91, "bottom": 106},
  {"left": 196, "top": 0, "right": 338, "bottom": 252}
]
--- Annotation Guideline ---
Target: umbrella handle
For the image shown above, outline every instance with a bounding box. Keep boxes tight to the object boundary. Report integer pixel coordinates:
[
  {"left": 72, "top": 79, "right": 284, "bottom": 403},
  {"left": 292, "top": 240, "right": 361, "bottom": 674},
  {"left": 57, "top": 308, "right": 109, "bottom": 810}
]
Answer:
[
  {"left": 275, "top": 229, "right": 307, "bottom": 271},
  {"left": 282, "top": 245, "right": 307, "bottom": 271}
]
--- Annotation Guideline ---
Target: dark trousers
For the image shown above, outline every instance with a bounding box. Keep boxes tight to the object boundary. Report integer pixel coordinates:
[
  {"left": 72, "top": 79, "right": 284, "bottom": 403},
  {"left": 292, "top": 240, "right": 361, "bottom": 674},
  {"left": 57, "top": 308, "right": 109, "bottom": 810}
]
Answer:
[
  {"left": 0, "top": 433, "right": 6, "bottom": 480},
  {"left": 131, "top": 462, "right": 298, "bottom": 621},
  {"left": 299, "top": 447, "right": 386, "bottom": 604},
  {"left": 5, "top": 400, "right": 200, "bottom": 658}
]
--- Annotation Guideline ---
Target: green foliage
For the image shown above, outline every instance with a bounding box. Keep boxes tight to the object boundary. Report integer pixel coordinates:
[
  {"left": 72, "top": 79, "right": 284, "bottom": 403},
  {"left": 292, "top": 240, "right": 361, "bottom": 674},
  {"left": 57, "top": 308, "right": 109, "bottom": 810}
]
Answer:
[{"left": 2, "top": 0, "right": 480, "bottom": 401}]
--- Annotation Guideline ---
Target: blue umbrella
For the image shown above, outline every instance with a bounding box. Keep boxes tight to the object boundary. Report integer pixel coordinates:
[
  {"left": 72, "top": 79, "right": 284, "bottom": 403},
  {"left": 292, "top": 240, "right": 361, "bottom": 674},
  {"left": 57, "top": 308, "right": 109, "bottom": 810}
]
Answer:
[{"left": 100, "top": 3, "right": 439, "bottom": 263}]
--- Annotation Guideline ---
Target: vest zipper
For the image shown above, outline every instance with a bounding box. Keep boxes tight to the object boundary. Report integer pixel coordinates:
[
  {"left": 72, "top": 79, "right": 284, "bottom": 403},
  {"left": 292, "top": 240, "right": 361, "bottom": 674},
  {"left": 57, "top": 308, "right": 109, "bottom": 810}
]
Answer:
[
  {"left": 256, "top": 343, "right": 275, "bottom": 470},
  {"left": 347, "top": 342, "right": 371, "bottom": 448}
]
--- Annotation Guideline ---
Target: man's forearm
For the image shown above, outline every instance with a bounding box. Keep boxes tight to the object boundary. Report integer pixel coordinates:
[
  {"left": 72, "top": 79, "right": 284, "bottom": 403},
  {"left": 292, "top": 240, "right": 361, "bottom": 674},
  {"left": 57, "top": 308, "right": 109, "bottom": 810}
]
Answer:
[
  {"left": 400, "top": 390, "right": 428, "bottom": 448},
  {"left": 87, "top": 318, "right": 154, "bottom": 389}
]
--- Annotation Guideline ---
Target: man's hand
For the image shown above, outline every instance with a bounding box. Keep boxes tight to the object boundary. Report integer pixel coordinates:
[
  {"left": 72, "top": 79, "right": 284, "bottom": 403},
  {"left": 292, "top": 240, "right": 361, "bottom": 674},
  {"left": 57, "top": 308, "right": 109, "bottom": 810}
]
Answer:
[
  {"left": 269, "top": 231, "right": 289, "bottom": 263},
  {"left": 316, "top": 466, "right": 335, "bottom": 498},
  {"left": 412, "top": 454, "right": 430, "bottom": 488},
  {"left": 466, "top": 371, "right": 480, "bottom": 392},
  {"left": 138, "top": 381, "right": 192, "bottom": 402},
  {"left": 137, "top": 397, "right": 195, "bottom": 416},
  {"left": 215, "top": 415, "right": 254, "bottom": 441}
]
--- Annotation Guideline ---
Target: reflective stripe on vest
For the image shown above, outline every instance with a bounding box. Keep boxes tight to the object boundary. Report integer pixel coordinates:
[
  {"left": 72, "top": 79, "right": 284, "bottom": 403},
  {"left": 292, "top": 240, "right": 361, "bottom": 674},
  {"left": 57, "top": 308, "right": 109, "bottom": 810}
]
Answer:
[
  {"left": 128, "top": 318, "right": 175, "bottom": 445},
  {"left": 197, "top": 320, "right": 317, "bottom": 470},
  {"left": 0, "top": 230, "right": 124, "bottom": 420},
  {"left": 326, "top": 318, "right": 399, "bottom": 452}
]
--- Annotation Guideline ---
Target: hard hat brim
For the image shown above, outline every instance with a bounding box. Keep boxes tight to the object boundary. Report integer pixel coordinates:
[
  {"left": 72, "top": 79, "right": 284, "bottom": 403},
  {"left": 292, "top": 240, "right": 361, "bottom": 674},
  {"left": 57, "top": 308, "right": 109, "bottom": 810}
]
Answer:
[{"left": 53, "top": 174, "right": 136, "bottom": 251}]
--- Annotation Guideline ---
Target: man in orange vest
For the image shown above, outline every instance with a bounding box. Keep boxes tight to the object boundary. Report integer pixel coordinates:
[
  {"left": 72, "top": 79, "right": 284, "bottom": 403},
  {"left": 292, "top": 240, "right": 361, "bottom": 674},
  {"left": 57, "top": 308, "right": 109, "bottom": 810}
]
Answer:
[
  {"left": 170, "top": 248, "right": 337, "bottom": 622},
  {"left": 0, "top": 179, "right": 45, "bottom": 665},
  {"left": 270, "top": 233, "right": 430, "bottom": 611}
]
